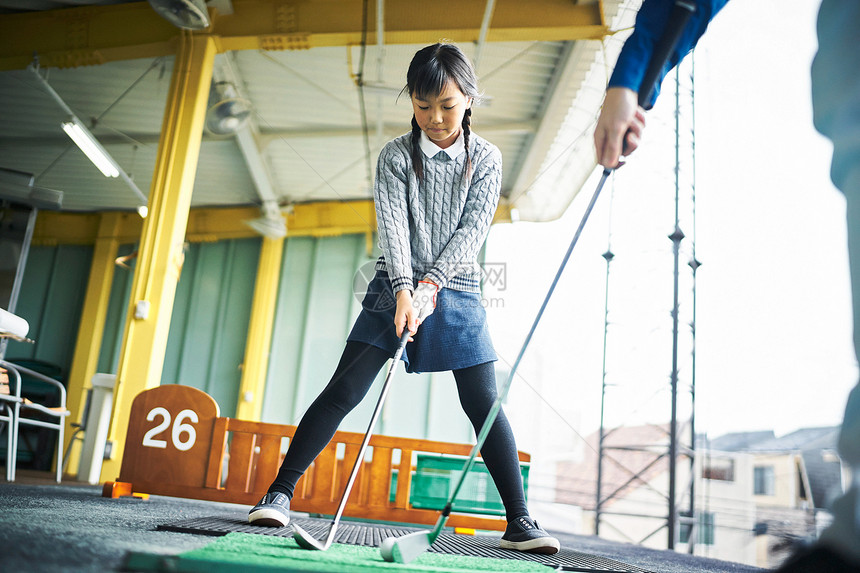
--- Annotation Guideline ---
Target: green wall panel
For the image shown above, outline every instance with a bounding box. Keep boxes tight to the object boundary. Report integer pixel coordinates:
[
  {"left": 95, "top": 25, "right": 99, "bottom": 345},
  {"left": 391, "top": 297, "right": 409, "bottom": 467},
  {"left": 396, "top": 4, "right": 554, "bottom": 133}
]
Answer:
[
  {"left": 160, "top": 242, "right": 198, "bottom": 385},
  {"left": 5, "top": 244, "right": 92, "bottom": 379},
  {"left": 292, "top": 235, "right": 366, "bottom": 421},
  {"left": 262, "top": 236, "right": 314, "bottom": 424},
  {"left": 263, "top": 235, "right": 362, "bottom": 425},
  {"left": 208, "top": 238, "right": 261, "bottom": 416},
  {"left": 161, "top": 238, "right": 261, "bottom": 418},
  {"left": 96, "top": 238, "right": 260, "bottom": 418}
]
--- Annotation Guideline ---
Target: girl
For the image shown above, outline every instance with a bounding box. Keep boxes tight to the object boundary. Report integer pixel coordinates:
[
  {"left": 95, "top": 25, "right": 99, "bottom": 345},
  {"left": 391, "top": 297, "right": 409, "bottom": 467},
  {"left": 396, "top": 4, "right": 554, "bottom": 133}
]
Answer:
[{"left": 249, "top": 42, "right": 559, "bottom": 555}]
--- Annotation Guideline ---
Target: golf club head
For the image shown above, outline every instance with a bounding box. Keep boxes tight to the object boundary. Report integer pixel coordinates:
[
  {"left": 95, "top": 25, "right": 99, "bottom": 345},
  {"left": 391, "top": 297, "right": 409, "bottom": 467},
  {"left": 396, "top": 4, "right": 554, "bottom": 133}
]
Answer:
[
  {"left": 379, "top": 530, "right": 433, "bottom": 563},
  {"left": 292, "top": 524, "right": 330, "bottom": 551}
]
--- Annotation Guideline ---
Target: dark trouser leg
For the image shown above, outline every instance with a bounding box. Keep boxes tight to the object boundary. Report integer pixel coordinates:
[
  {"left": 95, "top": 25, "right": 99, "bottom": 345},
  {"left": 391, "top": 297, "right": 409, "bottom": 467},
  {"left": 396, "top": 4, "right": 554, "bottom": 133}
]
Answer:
[
  {"left": 820, "top": 168, "right": 860, "bottom": 564},
  {"left": 267, "top": 341, "right": 391, "bottom": 497},
  {"left": 837, "top": 172, "right": 860, "bottom": 466},
  {"left": 808, "top": 1, "right": 860, "bottom": 563},
  {"left": 453, "top": 362, "right": 528, "bottom": 522}
]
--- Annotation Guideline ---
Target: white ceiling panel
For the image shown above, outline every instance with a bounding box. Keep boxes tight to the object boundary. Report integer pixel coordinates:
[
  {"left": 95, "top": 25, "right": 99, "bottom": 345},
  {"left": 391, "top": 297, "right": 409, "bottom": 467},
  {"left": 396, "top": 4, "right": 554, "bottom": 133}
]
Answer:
[{"left": 0, "top": 0, "right": 633, "bottom": 223}]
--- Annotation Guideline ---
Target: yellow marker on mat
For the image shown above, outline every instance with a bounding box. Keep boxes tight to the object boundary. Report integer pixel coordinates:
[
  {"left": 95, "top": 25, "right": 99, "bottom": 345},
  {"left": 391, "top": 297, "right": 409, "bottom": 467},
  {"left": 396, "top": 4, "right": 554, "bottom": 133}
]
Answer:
[{"left": 453, "top": 527, "right": 475, "bottom": 535}]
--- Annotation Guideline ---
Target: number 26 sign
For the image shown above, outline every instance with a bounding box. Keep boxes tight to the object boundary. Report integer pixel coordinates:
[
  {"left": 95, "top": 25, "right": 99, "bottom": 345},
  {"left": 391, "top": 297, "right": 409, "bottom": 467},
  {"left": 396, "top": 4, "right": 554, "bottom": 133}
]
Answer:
[
  {"left": 118, "top": 384, "right": 220, "bottom": 488},
  {"left": 143, "top": 407, "right": 198, "bottom": 451}
]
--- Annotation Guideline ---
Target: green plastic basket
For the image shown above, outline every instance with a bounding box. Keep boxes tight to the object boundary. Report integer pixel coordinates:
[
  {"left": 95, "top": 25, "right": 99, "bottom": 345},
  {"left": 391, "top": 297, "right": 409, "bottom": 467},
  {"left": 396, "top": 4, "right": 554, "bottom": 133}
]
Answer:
[{"left": 407, "top": 454, "right": 530, "bottom": 516}]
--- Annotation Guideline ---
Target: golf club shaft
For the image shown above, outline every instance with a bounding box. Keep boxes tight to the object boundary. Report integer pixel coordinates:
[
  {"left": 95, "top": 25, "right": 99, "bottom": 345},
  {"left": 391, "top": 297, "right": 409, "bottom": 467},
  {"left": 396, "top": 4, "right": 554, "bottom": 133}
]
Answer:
[
  {"left": 431, "top": 169, "right": 612, "bottom": 535},
  {"left": 323, "top": 329, "right": 410, "bottom": 544}
]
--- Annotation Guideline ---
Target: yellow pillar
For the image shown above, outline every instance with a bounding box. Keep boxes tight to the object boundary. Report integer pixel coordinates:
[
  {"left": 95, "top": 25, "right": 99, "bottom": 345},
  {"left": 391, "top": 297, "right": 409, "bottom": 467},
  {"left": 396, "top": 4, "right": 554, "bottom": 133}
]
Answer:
[
  {"left": 63, "top": 212, "right": 123, "bottom": 475},
  {"left": 235, "top": 236, "right": 285, "bottom": 421},
  {"left": 100, "top": 32, "right": 216, "bottom": 482}
]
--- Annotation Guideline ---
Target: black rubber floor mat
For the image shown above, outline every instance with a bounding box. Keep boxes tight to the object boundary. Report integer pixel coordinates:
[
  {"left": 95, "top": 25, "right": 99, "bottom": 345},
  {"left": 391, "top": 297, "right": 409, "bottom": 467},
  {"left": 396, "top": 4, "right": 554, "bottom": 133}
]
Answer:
[{"left": 158, "top": 515, "right": 655, "bottom": 573}]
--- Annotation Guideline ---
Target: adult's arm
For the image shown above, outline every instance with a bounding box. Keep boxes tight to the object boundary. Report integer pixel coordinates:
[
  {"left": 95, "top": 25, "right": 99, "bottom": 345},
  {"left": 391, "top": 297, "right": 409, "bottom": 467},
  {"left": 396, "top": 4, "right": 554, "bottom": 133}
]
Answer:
[
  {"left": 609, "top": 0, "right": 729, "bottom": 108},
  {"left": 595, "top": 0, "right": 729, "bottom": 168}
]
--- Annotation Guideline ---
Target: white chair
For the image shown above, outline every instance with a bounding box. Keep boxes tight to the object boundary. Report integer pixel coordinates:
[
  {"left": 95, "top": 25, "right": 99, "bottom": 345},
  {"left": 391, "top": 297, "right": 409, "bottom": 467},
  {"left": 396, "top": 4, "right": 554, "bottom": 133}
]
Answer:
[
  {"left": 0, "top": 367, "right": 23, "bottom": 481},
  {"left": 0, "top": 307, "right": 30, "bottom": 482},
  {"left": 0, "top": 361, "right": 70, "bottom": 482}
]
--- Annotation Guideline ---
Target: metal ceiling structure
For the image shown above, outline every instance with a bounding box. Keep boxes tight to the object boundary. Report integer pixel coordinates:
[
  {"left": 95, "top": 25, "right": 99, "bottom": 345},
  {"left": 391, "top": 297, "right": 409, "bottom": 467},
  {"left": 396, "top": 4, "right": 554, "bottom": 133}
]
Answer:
[{"left": 0, "top": 0, "right": 637, "bottom": 225}]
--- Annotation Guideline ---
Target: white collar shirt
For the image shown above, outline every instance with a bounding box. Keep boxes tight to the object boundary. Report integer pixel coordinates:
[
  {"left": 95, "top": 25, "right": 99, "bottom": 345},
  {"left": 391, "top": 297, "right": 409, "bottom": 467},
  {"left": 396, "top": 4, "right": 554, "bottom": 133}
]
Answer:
[{"left": 419, "top": 129, "right": 466, "bottom": 160}]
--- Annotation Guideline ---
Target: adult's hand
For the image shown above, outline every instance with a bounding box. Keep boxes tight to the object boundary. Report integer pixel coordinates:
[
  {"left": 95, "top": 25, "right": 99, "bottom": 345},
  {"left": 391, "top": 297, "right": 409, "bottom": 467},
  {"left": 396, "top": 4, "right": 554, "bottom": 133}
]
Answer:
[
  {"left": 412, "top": 281, "right": 439, "bottom": 325},
  {"left": 594, "top": 87, "right": 646, "bottom": 169}
]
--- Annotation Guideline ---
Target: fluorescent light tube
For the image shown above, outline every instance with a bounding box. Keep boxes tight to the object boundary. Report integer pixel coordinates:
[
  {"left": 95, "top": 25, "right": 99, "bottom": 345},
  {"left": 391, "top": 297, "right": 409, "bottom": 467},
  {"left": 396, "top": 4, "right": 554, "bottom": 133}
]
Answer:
[{"left": 61, "top": 116, "right": 120, "bottom": 178}]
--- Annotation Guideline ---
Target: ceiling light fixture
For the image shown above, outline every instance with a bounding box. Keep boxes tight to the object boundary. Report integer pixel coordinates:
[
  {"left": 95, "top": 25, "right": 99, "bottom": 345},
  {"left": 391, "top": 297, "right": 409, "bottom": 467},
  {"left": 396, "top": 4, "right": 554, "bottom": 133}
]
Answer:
[
  {"left": 29, "top": 62, "right": 147, "bottom": 207},
  {"left": 61, "top": 116, "right": 120, "bottom": 178}
]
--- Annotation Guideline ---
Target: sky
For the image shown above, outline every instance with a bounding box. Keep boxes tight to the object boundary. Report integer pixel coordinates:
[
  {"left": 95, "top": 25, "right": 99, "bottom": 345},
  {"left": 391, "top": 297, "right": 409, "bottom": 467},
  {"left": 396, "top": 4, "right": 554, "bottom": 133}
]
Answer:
[{"left": 482, "top": 0, "right": 858, "bottom": 457}]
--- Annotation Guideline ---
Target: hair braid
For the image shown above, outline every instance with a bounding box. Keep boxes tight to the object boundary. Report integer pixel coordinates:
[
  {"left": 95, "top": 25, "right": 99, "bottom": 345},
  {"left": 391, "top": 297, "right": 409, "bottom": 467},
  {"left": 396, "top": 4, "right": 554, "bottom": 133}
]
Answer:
[
  {"left": 411, "top": 115, "right": 424, "bottom": 181},
  {"left": 462, "top": 107, "right": 472, "bottom": 180}
]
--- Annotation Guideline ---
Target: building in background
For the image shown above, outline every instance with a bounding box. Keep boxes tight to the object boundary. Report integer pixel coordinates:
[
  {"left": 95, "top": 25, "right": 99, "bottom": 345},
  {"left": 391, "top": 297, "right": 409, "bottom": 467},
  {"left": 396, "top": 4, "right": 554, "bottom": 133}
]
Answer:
[
  {"left": 554, "top": 425, "right": 844, "bottom": 568},
  {"left": 708, "top": 426, "right": 844, "bottom": 568}
]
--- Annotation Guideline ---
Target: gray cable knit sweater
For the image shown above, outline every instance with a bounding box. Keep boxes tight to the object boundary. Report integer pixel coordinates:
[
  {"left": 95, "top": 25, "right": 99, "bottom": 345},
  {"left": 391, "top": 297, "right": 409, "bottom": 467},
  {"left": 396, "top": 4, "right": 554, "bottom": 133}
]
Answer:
[{"left": 373, "top": 131, "right": 502, "bottom": 294}]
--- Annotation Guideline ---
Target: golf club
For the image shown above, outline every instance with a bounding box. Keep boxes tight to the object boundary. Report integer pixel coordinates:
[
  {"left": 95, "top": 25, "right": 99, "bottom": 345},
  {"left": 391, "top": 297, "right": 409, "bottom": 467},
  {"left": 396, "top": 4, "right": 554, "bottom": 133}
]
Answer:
[
  {"left": 293, "top": 328, "right": 410, "bottom": 551},
  {"left": 380, "top": 0, "right": 697, "bottom": 563}
]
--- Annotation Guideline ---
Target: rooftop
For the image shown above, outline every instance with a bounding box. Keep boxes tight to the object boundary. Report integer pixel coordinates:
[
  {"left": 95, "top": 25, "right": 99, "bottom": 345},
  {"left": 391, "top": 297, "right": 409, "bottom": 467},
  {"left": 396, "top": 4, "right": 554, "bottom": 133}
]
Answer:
[{"left": 705, "top": 427, "right": 840, "bottom": 454}]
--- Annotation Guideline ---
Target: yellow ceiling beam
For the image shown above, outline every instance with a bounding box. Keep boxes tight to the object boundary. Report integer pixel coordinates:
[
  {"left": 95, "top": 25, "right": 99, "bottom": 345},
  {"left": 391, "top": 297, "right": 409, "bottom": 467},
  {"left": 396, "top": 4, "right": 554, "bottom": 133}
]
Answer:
[
  {"left": 0, "top": 2, "right": 179, "bottom": 69},
  {"left": 33, "top": 212, "right": 104, "bottom": 246},
  {"left": 31, "top": 201, "right": 380, "bottom": 245},
  {"left": 0, "top": 0, "right": 606, "bottom": 71},
  {"left": 216, "top": 0, "right": 607, "bottom": 52},
  {"left": 31, "top": 199, "right": 518, "bottom": 245}
]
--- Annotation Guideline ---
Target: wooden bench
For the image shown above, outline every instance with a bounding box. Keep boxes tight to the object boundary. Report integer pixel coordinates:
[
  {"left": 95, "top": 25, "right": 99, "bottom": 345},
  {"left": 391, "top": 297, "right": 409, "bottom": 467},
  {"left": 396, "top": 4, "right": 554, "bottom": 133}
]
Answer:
[{"left": 104, "top": 384, "right": 527, "bottom": 531}]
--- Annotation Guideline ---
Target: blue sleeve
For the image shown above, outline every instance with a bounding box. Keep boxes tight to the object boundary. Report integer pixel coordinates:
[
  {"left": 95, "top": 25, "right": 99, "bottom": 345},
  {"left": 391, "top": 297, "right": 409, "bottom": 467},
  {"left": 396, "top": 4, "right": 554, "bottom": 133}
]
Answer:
[{"left": 608, "top": 0, "right": 729, "bottom": 108}]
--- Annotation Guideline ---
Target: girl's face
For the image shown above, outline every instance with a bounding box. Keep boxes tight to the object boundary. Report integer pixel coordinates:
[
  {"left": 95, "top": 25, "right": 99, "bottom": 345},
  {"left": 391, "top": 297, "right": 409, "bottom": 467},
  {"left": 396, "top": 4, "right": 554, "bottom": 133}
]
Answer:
[{"left": 411, "top": 80, "right": 472, "bottom": 150}]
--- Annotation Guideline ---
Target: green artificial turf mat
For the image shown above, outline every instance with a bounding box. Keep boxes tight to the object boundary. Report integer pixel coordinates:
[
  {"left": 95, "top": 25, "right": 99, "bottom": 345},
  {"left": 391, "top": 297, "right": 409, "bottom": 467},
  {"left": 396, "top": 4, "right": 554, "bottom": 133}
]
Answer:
[{"left": 123, "top": 531, "right": 554, "bottom": 573}]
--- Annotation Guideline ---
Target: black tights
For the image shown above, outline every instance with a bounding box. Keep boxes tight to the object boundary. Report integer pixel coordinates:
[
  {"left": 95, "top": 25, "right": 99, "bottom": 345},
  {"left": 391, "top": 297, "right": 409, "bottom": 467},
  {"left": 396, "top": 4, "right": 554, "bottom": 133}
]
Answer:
[{"left": 268, "top": 341, "right": 528, "bottom": 521}]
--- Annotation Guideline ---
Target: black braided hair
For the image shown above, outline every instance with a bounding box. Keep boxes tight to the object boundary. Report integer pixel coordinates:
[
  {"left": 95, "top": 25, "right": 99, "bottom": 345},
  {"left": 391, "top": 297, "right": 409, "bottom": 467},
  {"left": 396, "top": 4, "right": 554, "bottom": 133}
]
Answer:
[
  {"left": 462, "top": 107, "right": 472, "bottom": 180},
  {"left": 411, "top": 115, "right": 424, "bottom": 181}
]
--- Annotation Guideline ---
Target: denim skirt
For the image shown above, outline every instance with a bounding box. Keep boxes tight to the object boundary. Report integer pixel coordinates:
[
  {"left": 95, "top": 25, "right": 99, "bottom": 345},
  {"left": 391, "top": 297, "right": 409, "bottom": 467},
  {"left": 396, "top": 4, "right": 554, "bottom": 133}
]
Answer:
[{"left": 347, "top": 271, "right": 497, "bottom": 373}]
